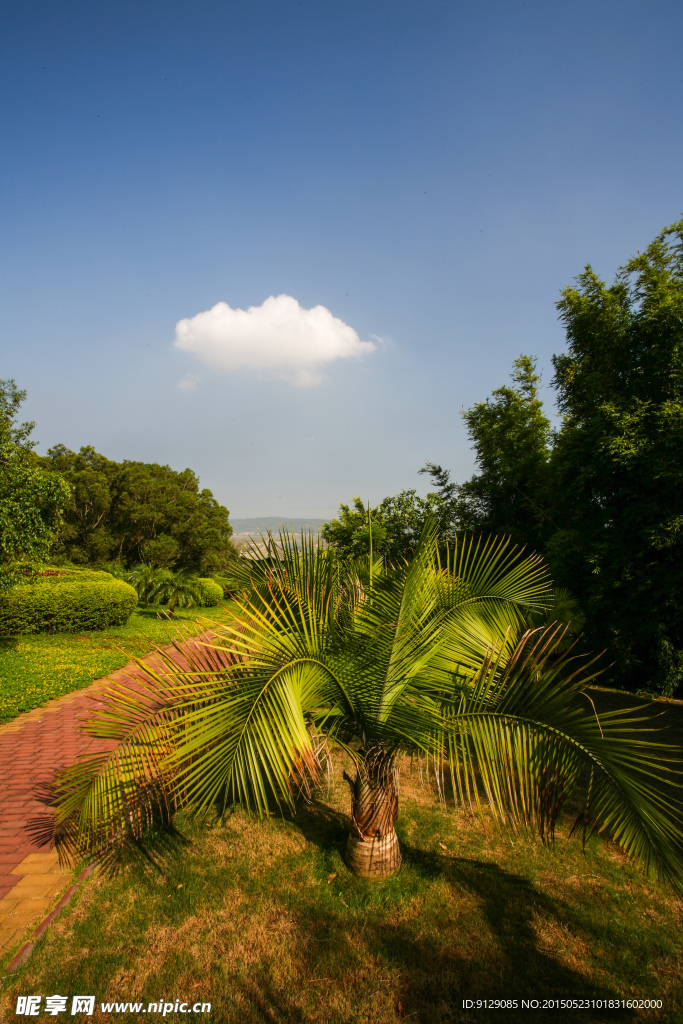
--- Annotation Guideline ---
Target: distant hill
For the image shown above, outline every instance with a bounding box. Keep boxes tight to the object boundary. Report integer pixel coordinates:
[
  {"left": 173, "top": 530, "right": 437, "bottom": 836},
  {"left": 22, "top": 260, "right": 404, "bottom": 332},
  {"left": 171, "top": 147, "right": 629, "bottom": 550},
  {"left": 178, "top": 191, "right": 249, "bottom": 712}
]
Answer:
[{"left": 230, "top": 517, "right": 329, "bottom": 539}]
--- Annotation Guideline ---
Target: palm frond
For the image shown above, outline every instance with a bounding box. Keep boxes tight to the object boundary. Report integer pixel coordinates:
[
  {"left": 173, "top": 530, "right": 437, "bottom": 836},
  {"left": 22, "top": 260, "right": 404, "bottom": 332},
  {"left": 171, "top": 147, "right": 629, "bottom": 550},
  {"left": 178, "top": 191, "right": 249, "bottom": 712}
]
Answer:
[
  {"left": 437, "top": 627, "right": 683, "bottom": 888},
  {"left": 436, "top": 533, "right": 553, "bottom": 612},
  {"left": 50, "top": 623, "right": 348, "bottom": 859}
]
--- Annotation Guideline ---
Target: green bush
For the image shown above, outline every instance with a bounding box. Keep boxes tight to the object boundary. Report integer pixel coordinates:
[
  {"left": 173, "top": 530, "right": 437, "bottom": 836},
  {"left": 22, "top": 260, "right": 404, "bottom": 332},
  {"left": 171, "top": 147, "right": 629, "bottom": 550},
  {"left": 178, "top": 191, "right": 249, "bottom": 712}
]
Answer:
[
  {"left": 195, "top": 577, "right": 224, "bottom": 607},
  {"left": 0, "top": 567, "right": 137, "bottom": 635}
]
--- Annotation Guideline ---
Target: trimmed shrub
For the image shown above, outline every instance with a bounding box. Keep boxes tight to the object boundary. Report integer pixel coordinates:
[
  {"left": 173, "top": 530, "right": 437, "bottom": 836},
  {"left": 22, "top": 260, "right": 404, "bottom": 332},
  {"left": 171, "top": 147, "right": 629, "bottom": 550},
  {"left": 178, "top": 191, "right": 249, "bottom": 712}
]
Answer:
[
  {"left": 195, "top": 577, "right": 224, "bottom": 607},
  {"left": 0, "top": 567, "right": 137, "bottom": 635}
]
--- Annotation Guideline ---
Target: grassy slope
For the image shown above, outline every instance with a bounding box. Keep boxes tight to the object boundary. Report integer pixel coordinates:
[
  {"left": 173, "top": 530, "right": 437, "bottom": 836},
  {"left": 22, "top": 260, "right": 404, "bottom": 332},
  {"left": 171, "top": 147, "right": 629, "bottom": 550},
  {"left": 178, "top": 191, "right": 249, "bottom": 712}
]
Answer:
[
  {"left": 0, "top": 604, "right": 234, "bottom": 724},
  {"left": 1, "top": 746, "right": 682, "bottom": 1024}
]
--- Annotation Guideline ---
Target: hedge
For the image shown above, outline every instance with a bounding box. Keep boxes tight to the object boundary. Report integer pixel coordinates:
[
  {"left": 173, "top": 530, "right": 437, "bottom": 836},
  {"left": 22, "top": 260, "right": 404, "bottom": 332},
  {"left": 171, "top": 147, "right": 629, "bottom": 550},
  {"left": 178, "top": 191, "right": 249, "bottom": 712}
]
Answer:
[
  {"left": 196, "top": 577, "right": 224, "bottom": 607},
  {"left": 0, "top": 567, "right": 138, "bottom": 635}
]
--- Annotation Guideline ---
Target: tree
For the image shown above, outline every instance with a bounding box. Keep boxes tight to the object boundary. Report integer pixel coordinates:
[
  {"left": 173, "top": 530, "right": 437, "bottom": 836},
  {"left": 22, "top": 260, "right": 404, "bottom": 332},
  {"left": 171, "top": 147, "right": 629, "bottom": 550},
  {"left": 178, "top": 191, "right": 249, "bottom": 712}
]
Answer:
[
  {"left": 417, "top": 219, "right": 683, "bottom": 695},
  {"left": 44, "top": 445, "right": 118, "bottom": 565},
  {"left": 456, "top": 355, "right": 554, "bottom": 549},
  {"left": 146, "top": 567, "right": 204, "bottom": 613},
  {"left": 549, "top": 217, "right": 683, "bottom": 693},
  {"left": 0, "top": 380, "right": 70, "bottom": 586},
  {"left": 126, "top": 564, "right": 172, "bottom": 607},
  {"left": 322, "top": 489, "right": 456, "bottom": 561},
  {"left": 108, "top": 461, "right": 230, "bottom": 571},
  {"left": 49, "top": 529, "right": 683, "bottom": 889},
  {"left": 43, "top": 446, "right": 235, "bottom": 573}
]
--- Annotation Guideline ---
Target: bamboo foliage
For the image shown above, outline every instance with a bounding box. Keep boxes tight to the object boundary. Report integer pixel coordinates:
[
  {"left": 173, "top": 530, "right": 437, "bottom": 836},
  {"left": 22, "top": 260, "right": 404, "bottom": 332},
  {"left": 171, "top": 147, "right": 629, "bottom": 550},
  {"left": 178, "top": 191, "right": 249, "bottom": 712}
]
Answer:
[{"left": 48, "top": 526, "right": 683, "bottom": 888}]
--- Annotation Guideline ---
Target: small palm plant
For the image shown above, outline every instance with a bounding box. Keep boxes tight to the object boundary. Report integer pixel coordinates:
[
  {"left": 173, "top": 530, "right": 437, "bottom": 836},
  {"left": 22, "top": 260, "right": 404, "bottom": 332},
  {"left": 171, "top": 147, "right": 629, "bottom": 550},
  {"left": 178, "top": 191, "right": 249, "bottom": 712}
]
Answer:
[
  {"left": 149, "top": 567, "right": 204, "bottom": 614},
  {"left": 125, "top": 564, "right": 204, "bottom": 613},
  {"left": 49, "top": 527, "right": 683, "bottom": 887},
  {"left": 127, "top": 564, "right": 173, "bottom": 607}
]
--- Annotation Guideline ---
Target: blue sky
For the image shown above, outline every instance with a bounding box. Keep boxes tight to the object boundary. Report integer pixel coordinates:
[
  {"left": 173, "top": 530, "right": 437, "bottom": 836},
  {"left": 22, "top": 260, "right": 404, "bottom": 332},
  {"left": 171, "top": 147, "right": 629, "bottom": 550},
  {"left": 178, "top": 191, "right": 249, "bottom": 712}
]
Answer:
[{"left": 2, "top": 0, "right": 682, "bottom": 517}]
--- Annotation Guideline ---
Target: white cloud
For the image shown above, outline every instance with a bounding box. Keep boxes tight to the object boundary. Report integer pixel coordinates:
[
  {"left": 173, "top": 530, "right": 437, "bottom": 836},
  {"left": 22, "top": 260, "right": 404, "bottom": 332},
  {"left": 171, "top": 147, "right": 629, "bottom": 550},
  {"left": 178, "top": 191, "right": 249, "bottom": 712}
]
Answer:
[{"left": 174, "top": 294, "right": 376, "bottom": 386}]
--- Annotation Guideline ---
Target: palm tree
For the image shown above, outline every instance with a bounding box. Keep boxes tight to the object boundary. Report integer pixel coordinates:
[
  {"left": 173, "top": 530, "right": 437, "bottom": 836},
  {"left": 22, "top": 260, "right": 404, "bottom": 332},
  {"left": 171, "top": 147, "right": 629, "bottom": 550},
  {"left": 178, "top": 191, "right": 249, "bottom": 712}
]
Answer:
[
  {"left": 127, "top": 563, "right": 173, "bottom": 607},
  {"left": 149, "top": 567, "right": 204, "bottom": 614},
  {"left": 49, "top": 527, "right": 683, "bottom": 887},
  {"left": 125, "top": 564, "right": 204, "bottom": 613}
]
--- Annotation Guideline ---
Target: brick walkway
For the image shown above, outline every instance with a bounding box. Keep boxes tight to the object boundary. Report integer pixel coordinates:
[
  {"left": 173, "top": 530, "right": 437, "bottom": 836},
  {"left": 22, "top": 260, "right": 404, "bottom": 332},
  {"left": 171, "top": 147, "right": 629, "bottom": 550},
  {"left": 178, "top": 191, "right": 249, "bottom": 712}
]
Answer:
[
  {"left": 0, "top": 682, "right": 111, "bottom": 956},
  {"left": 0, "top": 633, "right": 223, "bottom": 959}
]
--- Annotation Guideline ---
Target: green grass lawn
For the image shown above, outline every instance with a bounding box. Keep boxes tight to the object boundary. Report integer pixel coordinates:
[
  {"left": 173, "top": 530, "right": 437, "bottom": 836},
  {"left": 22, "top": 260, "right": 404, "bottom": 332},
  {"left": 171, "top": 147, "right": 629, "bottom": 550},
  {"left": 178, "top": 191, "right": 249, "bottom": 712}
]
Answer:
[
  {"left": 0, "top": 604, "right": 235, "bottom": 724},
  {"left": 1, "top": 748, "right": 681, "bottom": 1024}
]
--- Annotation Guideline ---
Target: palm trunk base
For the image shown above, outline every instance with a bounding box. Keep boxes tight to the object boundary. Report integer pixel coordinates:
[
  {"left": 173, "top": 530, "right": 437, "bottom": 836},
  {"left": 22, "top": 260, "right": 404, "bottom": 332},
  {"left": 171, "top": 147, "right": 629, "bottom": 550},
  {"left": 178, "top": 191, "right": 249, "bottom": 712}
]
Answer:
[{"left": 344, "top": 828, "right": 402, "bottom": 879}]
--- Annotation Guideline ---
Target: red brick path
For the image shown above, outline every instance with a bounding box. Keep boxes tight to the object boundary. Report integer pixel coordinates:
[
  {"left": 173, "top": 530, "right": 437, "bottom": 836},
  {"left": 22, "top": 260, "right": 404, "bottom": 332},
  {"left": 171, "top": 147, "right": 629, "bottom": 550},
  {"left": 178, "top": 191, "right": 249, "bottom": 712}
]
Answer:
[
  {"left": 0, "top": 632, "right": 223, "bottom": 953},
  {"left": 0, "top": 685, "right": 111, "bottom": 899}
]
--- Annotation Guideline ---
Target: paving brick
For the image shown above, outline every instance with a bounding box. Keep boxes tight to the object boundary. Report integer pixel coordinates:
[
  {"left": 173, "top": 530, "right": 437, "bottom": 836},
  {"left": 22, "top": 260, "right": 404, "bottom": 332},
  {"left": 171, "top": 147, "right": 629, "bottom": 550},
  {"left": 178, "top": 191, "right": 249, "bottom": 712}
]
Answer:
[
  {"left": 3, "top": 880, "right": 54, "bottom": 898},
  {"left": 0, "top": 628, "right": 218, "bottom": 956},
  {"left": 10, "top": 852, "right": 60, "bottom": 873},
  {"left": 8, "top": 896, "right": 55, "bottom": 918},
  {"left": 17, "top": 869, "right": 70, "bottom": 885},
  {"left": 45, "top": 879, "right": 72, "bottom": 898},
  {"left": 0, "top": 925, "right": 24, "bottom": 953},
  {"left": 0, "top": 855, "right": 22, "bottom": 869}
]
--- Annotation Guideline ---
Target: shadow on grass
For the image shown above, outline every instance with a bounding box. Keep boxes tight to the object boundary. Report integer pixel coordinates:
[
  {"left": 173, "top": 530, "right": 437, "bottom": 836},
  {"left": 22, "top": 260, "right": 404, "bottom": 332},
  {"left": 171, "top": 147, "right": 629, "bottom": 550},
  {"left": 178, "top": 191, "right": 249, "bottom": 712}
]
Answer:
[
  {"left": 294, "top": 797, "right": 349, "bottom": 850},
  {"left": 7, "top": 793, "right": 648, "bottom": 1024},
  {"left": 27, "top": 793, "right": 193, "bottom": 877},
  {"left": 274, "top": 800, "right": 635, "bottom": 1024}
]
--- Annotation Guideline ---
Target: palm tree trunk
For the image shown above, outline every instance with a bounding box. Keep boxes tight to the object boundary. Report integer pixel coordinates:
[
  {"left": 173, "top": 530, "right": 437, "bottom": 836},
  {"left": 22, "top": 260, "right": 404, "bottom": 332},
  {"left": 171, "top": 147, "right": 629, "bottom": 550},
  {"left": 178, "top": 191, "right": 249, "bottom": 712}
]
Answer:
[{"left": 343, "top": 756, "right": 401, "bottom": 878}]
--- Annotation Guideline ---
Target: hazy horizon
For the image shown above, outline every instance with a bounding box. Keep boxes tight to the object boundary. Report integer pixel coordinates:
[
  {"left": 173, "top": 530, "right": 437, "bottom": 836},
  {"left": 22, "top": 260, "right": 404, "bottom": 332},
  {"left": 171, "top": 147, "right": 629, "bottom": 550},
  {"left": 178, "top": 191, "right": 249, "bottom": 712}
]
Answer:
[{"left": 230, "top": 516, "right": 331, "bottom": 534}]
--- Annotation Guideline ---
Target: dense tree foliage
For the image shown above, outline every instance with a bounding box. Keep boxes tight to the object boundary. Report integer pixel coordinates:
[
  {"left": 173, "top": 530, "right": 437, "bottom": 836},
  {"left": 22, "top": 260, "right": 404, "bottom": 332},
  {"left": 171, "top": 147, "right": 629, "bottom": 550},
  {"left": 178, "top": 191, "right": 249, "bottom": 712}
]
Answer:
[
  {"left": 547, "top": 218, "right": 683, "bottom": 695},
  {"left": 0, "top": 380, "right": 70, "bottom": 586},
  {"left": 460, "top": 218, "right": 683, "bottom": 693},
  {"left": 320, "top": 489, "right": 455, "bottom": 561},
  {"left": 42, "top": 445, "right": 234, "bottom": 573},
  {"left": 456, "top": 356, "right": 554, "bottom": 551}
]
